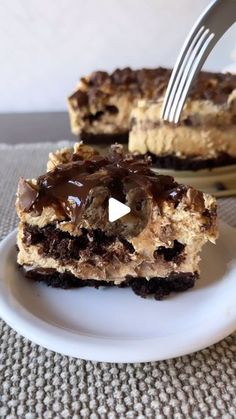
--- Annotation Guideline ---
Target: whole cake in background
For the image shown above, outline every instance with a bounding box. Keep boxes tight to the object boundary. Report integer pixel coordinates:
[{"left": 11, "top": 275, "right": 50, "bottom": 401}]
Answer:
[
  {"left": 16, "top": 142, "right": 218, "bottom": 299},
  {"left": 68, "top": 67, "right": 236, "bottom": 170}
]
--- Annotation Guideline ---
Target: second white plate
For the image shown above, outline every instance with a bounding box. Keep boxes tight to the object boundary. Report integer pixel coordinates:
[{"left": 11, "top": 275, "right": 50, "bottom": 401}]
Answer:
[{"left": 0, "top": 222, "right": 235, "bottom": 363}]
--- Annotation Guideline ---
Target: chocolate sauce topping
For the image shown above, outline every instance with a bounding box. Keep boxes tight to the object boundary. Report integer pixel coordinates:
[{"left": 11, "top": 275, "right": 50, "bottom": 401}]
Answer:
[
  {"left": 18, "top": 178, "right": 39, "bottom": 211},
  {"left": 18, "top": 148, "right": 187, "bottom": 224}
]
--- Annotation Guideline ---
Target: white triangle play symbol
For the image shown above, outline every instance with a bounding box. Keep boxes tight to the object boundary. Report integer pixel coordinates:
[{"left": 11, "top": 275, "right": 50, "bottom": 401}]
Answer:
[{"left": 108, "top": 197, "right": 130, "bottom": 222}]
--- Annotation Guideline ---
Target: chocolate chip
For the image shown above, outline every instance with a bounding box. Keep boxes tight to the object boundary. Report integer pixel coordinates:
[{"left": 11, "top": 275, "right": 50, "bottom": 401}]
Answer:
[
  {"left": 76, "top": 90, "right": 88, "bottom": 107},
  {"left": 84, "top": 111, "right": 104, "bottom": 123},
  {"left": 90, "top": 71, "right": 109, "bottom": 86},
  {"left": 105, "top": 105, "right": 118, "bottom": 114},
  {"left": 119, "top": 237, "right": 135, "bottom": 254},
  {"left": 154, "top": 240, "right": 185, "bottom": 262},
  {"left": 183, "top": 117, "right": 193, "bottom": 126},
  {"left": 130, "top": 117, "right": 137, "bottom": 129},
  {"left": 215, "top": 182, "right": 226, "bottom": 191},
  {"left": 112, "top": 67, "right": 137, "bottom": 84}
]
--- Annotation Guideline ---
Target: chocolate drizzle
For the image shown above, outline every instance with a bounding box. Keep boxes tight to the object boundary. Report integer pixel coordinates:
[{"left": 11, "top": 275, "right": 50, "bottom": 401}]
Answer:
[{"left": 18, "top": 147, "right": 187, "bottom": 224}]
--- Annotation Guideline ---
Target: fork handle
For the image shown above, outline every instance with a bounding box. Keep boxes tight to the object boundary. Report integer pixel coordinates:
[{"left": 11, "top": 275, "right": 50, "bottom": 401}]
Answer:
[{"left": 204, "top": 0, "right": 236, "bottom": 40}]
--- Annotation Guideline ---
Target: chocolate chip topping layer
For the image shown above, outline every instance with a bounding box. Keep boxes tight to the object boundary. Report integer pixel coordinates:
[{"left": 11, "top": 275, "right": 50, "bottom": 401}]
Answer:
[
  {"left": 18, "top": 146, "right": 187, "bottom": 225},
  {"left": 70, "top": 67, "right": 236, "bottom": 108}
]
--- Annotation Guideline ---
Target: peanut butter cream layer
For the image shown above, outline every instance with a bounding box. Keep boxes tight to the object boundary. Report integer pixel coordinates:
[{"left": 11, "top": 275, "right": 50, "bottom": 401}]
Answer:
[{"left": 129, "top": 93, "right": 236, "bottom": 165}]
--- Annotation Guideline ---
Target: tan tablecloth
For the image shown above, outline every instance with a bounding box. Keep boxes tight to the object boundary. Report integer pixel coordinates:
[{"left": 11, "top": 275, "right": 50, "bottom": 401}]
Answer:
[{"left": 0, "top": 143, "right": 235, "bottom": 419}]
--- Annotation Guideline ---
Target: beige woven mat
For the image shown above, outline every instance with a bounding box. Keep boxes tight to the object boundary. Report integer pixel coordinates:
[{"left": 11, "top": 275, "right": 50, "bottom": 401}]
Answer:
[{"left": 0, "top": 143, "right": 235, "bottom": 419}]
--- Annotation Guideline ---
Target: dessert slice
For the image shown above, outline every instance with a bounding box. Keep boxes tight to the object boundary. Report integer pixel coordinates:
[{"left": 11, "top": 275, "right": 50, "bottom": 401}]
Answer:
[
  {"left": 68, "top": 67, "right": 171, "bottom": 143},
  {"left": 129, "top": 72, "right": 236, "bottom": 170},
  {"left": 16, "top": 143, "right": 218, "bottom": 299}
]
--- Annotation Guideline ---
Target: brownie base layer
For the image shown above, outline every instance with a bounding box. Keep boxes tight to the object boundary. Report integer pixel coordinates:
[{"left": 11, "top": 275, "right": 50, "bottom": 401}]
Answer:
[
  {"left": 22, "top": 223, "right": 185, "bottom": 264},
  {"left": 20, "top": 266, "right": 197, "bottom": 300},
  {"left": 147, "top": 152, "right": 236, "bottom": 171},
  {"left": 80, "top": 131, "right": 128, "bottom": 144}
]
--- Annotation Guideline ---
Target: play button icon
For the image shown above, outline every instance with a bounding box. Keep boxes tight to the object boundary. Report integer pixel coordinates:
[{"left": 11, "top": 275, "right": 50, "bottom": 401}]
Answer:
[{"left": 108, "top": 197, "right": 131, "bottom": 222}]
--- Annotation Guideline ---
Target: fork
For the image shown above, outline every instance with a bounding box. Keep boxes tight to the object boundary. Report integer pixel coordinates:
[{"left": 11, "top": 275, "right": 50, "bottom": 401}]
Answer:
[{"left": 161, "top": 0, "right": 236, "bottom": 124}]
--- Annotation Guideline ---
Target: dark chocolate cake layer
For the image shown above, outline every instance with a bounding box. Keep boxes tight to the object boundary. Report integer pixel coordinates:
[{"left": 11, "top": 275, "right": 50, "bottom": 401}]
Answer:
[
  {"left": 147, "top": 152, "right": 236, "bottom": 171},
  {"left": 22, "top": 223, "right": 185, "bottom": 264},
  {"left": 80, "top": 131, "right": 129, "bottom": 144},
  {"left": 21, "top": 266, "right": 197, "bottom": 300}
]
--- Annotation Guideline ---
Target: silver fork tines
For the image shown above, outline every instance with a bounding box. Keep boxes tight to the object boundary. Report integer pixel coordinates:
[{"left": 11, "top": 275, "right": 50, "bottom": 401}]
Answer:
[
  {"left": 161, "top": 0, "right": 236, "bottom": 124},
  {"left": 161, "top": 26, "right": 207, "bottom": 122},
  {"left": 171, "top": 31, "right": 215, "bottom": 123}
]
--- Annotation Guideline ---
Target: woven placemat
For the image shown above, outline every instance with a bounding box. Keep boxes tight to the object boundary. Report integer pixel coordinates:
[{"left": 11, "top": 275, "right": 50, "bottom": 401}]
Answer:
[{"left": 0, "top": 143, "right": 235, "bottom": 419}]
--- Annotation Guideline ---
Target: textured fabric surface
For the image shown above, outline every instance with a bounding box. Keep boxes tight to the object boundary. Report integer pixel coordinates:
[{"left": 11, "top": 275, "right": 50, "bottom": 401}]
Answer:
[{"left": 0, "top": 142, "right": 235, "bottom": 419}]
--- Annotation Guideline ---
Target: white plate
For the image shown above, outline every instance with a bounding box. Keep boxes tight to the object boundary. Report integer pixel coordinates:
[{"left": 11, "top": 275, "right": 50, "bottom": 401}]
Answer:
[{"left": 0, "top": 222, "right": 235, "bottom": 363}]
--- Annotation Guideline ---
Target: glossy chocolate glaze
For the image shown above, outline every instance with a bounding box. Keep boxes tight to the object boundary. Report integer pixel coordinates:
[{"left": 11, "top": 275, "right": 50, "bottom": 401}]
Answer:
[{"left": 18, "top": 147, "right": 187, "bottom": 224}]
